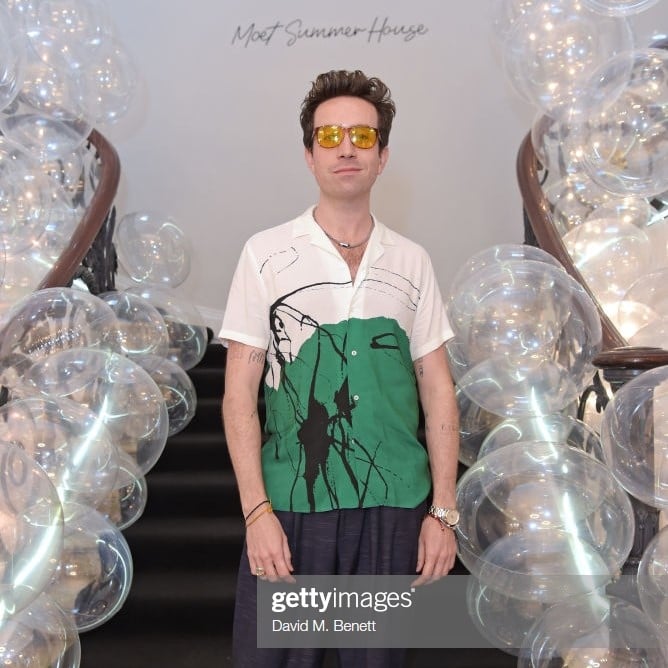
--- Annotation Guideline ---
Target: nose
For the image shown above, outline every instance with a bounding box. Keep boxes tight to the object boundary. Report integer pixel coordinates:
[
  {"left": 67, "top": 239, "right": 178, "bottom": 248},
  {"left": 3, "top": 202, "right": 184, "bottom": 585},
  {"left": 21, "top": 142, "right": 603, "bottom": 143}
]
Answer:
[{"left": 337, "top": 133, "right": 356, "bottom": 157}]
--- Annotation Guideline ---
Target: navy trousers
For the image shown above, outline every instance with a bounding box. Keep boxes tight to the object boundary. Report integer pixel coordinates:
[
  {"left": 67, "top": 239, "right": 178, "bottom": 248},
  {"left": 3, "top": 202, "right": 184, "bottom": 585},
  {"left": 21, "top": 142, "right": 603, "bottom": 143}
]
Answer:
[{"left": 232, "top": 502, "right": 427, "bottom": 668}]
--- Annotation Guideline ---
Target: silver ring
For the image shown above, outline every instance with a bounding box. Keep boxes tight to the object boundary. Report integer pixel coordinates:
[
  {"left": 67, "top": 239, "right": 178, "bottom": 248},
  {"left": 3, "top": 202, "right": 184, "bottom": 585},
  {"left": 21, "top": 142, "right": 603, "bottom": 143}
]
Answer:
[{"left": 255, "top": 566, "right": 266, "bottom": 577}]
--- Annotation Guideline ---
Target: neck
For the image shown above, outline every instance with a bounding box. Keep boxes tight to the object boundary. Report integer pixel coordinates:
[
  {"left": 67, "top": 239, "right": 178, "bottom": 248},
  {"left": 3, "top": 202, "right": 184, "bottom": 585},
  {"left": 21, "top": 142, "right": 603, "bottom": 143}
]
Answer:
[{"left": 312, "top": 205, "right": 374, "bottom": 249}]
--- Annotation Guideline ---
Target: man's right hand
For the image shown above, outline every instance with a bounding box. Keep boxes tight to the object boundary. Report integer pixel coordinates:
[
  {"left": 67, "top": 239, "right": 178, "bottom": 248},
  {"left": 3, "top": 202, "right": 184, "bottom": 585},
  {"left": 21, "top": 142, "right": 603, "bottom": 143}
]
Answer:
[{"left": 245, "top": 511, "right": 295, "bottom": 583}]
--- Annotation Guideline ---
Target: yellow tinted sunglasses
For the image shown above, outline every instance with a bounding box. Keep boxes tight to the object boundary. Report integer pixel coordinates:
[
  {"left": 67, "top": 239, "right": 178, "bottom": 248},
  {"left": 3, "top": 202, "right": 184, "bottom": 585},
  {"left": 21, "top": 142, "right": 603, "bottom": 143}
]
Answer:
[{"left": 314, "top": 125, "right": 379, "bottom": 149}]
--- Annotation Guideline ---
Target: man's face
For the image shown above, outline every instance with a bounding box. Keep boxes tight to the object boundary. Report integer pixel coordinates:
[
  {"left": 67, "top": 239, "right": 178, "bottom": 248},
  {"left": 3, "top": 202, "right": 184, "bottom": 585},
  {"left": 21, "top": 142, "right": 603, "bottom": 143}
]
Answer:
[{"left": 304, "top": 95, "right": 389, "bottom": 203}]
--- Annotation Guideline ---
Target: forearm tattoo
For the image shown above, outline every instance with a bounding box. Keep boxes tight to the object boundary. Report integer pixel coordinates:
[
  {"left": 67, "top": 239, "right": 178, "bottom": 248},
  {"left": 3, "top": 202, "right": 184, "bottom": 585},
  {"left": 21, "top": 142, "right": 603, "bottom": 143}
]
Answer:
[
  {"left": 415, "top": 358, "right": 424, "bottom": 378},
  {"left": 249, "top": 350, "right": 265, "bottom": 365}
]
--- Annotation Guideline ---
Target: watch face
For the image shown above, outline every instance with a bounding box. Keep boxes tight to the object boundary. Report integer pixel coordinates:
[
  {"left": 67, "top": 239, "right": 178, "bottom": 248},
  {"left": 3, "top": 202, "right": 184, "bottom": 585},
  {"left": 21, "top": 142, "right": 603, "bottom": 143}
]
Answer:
[{"left": 445, "top": 509, "right": 460, "bottom": 526}]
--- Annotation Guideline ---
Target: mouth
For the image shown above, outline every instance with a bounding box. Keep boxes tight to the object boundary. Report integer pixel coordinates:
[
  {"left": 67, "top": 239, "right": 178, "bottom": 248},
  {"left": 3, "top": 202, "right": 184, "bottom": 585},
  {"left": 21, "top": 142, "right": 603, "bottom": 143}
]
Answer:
[{"left": 333, "top": 166, "right": 361, "bottom": 174}]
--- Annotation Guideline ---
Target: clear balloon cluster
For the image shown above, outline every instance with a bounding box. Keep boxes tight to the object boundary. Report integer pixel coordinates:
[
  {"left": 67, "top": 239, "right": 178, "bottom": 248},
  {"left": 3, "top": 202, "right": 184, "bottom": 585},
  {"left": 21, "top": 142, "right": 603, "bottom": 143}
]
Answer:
[
  {"left": 449, "top": 244, "right": 668, "bottom": 660},
  {"left": 602, "top": 366, "right": 668, "bottom": 645},
  {"left": 0, "top": 1, "right": 209, "bottom": 664},
  {"left": 447, "top": 243, "right": 602, "bottom": 419},
  {"left": 446, "top": 242, "right": 650, "bottom": 657},
  {"left": 499, "top": 0, "right": 668, "bottom": 346},
  {"left": 461, "top": 0, "right": 668, "bottom": 660},
  {"left": 0, "top": 279, "right": 203, "bottom": 661},
  {"left": 0, "top": 0, "right": 138, "bottom": 318},
  {"left": 0, "top": 0, "right": 137, "bottom": 161}
]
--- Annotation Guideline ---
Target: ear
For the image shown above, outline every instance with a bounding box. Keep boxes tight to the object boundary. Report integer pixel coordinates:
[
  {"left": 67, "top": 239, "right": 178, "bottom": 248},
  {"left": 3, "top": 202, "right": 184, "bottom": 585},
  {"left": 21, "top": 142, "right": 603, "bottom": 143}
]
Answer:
[
  {"left": 377, "top": 146, "right": 389, "bottom": 175},
  {"left": 304, "top": 146, "right": 315, "bottom": 173}
]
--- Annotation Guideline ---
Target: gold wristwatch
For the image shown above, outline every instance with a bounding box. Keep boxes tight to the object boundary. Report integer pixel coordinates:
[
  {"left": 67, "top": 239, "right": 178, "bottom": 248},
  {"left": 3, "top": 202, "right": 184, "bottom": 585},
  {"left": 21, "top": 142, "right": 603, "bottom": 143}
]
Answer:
[{"left": 428, "top": 505, "right": 460, "bottom": 529}]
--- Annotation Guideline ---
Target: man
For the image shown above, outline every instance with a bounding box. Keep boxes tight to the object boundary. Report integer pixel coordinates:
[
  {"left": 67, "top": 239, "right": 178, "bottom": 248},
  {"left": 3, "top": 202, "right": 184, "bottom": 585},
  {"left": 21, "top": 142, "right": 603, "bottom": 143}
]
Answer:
[{"left": 220, "top": 69, "right": 459, "bottom": 668}]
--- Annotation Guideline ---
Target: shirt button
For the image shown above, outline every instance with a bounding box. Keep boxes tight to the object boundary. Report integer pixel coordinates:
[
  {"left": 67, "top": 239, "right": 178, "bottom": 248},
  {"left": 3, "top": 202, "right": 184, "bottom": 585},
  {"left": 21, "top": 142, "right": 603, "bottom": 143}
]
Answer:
[
  {"left": 353, "top": 395, "right": 359, "bottom": 401},
  {"left": 351, "top": 350, "right": 357, "bottom": 356}
]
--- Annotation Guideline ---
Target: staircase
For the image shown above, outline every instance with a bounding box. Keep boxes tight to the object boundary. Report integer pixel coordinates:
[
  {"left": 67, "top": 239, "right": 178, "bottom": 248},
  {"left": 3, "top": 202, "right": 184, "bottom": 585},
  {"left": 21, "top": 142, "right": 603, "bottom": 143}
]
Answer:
[
  {"left": 77, "top": 340, "right": 516, "bottom": 668},
  {"left": 78, "top": 340, "right": 239, "bottom": 667}
]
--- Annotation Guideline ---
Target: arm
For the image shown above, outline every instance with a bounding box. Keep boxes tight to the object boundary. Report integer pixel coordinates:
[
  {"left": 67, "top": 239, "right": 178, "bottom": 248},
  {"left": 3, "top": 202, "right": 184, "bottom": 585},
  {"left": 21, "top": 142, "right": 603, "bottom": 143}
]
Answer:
[
  {"left": 412, "top": 344, "right": 460, "bottom": 585},
  {"left": 222, "top": 340, "right": 294, "bottom": 581}
]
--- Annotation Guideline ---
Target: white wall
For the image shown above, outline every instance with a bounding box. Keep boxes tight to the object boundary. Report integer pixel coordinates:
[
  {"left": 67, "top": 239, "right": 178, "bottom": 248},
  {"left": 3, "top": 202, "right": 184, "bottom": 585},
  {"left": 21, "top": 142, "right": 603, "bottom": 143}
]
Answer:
[{"left": 101, "top": 0, "right": 668, "bottom": 332}]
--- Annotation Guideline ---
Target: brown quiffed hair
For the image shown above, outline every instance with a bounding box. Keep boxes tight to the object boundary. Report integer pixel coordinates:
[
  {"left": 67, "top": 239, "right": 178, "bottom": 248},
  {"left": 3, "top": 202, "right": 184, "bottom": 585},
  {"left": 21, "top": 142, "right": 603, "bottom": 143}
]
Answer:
[{"left": 300, "top": 70, "right": 396, "bottom": 151}]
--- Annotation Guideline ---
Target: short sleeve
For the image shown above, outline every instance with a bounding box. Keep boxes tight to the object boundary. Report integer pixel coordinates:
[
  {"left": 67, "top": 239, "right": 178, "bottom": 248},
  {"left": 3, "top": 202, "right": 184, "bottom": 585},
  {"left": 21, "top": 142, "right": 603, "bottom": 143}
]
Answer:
[{"left": 218, "top": 241, "right": 271, "bottom": 350}]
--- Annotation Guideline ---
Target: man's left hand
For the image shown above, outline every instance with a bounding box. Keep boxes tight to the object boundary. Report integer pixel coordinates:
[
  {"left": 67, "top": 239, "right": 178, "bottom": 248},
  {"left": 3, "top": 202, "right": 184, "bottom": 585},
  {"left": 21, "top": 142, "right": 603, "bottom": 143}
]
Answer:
[{"left": 412, "top": 514, "right": 457, "bottom": 586}]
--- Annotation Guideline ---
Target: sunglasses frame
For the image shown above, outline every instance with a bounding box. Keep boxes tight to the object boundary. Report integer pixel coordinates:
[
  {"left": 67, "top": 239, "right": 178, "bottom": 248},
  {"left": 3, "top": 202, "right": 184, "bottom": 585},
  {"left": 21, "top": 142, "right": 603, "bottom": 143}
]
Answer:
[{"left": 314, "top": 125, "right": 379, "bottom": 149}]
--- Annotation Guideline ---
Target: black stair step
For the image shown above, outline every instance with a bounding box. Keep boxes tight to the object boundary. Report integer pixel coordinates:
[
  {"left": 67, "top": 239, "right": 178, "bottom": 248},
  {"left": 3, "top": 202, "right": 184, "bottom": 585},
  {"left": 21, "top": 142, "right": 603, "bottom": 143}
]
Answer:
[
  {"left": 155, "top": 433, "right": 231, "bottom": 471},
  {"left": 141, "top": 470, "right": 240, "bottom": 517},
  {"left": 127, "top": 570, "right": 236, "bottom": 605},
  {"left": 80, "top": 630, "right": 232, "bottom": 668},
  {"left": 193, "top": 341, "right": 226, "bottom": 368},
  {"left": 124, "top": 517, "right": 243, "bottom": 570},
  {"left": 99, "top": 571, "right": 236, "bottom": 635},
  {"left": 189, "top": 367, "right": 225, "bottom": 397}
]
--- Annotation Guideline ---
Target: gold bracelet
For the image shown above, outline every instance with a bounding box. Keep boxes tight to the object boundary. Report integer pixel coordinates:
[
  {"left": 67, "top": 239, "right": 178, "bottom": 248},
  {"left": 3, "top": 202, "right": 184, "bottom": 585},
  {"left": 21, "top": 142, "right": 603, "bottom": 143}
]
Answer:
[
  {"left": 245, "top": 503, "right": 273, "bottom": 528},
  {"left": 244, "top": 498, "right": 270, "bottom": 522}
]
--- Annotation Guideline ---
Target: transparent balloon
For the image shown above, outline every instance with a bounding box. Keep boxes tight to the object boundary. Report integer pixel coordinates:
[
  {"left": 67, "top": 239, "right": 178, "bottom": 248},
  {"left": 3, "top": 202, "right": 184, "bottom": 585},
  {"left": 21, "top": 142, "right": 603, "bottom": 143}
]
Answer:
[
  {"left": 456, "top": 442, "right": 635, "bottom": 601},
  {"left": 581, "top": 49, "right": 668, "bottom": 198},
  {"left": 27, "top": 195, "right": 81, "bottom": 267},
  {"left": 115, "top": 210, "right": 192, "bottom": 288},
  {"left": 0, "top": 286, "right": 119, "bottom": 373},
  {"left": 23, "top": 0, "right": 114, "bottom": 73},
  {"left": 531, "top": 114, "right": 589, "bottom": 179},
  {"left": 480, "top": 413, "right": 604, "bottom": 462},
  {"left": 0, "top": 592, "right": 81, "bottom": 667},
  {"left": 46, "top": 502, "right": 133, "bottom": 633},
  {"left": 619, "top": 269, "right": 668, "bottom": 341},
  {"left": 24, "top": 347, "right": 169, "bottom": 475},
  {"left": 0, "top": 49, "right": 92, "bottom": 162},
  {"left": 0, "top": 253, "right": 46, "bottom": 318},
  {"left": 98, "top": 289, "right": 169, "bottom": 360},
  {"left": 454, "top": 383, "right": 504, "bottom": 467},
  {"left": 0, "top": 159, "right": 57, "bottom": 254},
  {"left": 133, "top": 353, "right": 197, "bottom": 437},
  {"left": 0, "top": 395, "right": 119, "bottom": 510},
  {"left": 562, "top": 217, "right": 652, "bottom": 324},
  {"left": 0, "top": 439, "right": 64, "bottom": 620},
  {"left": 41, "top": 146, "right": 85, "bottom": 200},
  {"left": 80, "top": 37, "right": 138, "bottom": 125},
  {"left": 502, "top": 1, "right": 633, "bottom": 120},
  {"left": 467, "top": 575, "right": 554, "bottom": 656},
  {"left": 124, "top": 285, "right": 207, "bottom": 370},
  {"left": 638, "top": 526, "right": 668, "bottom": 632},
  {"left": 544, "top": 172, "right": 616, "bottom": 236},
  {"left": 448, "top": 242, "right": 564, "bottom": 303},
  {"left": 627, "top": 316, "right": 668, "bottom": 349},
  {"left": 601, "top": 365, "right": 668, "bottom": 511},
  {"left": 518, "top": 592, "right": 668, "bottom": 667},
  {"left": 448, "top": 259, "right": 601, "bottom": 417},
  {"left": 585, "top": 197, "right": 653, "bottom": 230},
  {"left": 97, "top": 448, "right": 147, "bottom": 531}
]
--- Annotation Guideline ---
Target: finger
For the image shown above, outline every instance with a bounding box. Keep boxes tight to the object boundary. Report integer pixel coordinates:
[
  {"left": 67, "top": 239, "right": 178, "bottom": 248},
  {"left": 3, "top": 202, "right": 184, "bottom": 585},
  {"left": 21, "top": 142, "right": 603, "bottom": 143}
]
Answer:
[
  {"left": 252, "top": 563, "right": 268, "bottom": 580},
  {"left": 282, "top": 537, "right": 294, "bottom": 573},
  {"left": 274, "top": 555, "right": 296, "bottom": 583},
  {"left": 415, "top": 540, "right": 425, "bottom": 574}
]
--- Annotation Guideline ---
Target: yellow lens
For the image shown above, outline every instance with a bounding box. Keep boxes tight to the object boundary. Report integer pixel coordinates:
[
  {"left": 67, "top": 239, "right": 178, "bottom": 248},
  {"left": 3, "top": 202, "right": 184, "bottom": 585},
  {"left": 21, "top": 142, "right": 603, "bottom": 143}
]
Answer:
[
  {"left": 317, "top": 125, "right": 343, "bottom": 148},
  {"left": 349, "top": 126, "right": 377, "bottom": 149}
]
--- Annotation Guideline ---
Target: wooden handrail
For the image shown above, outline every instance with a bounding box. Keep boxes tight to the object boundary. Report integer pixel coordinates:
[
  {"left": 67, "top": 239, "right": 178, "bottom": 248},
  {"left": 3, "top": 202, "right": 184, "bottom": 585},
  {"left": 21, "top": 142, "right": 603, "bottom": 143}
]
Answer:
[
  {"left": 37, "top": 128, "right": 121, "bottom": 290},
  {"left": 516, "top": 130, "right": 628, "bottom": 351}
]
